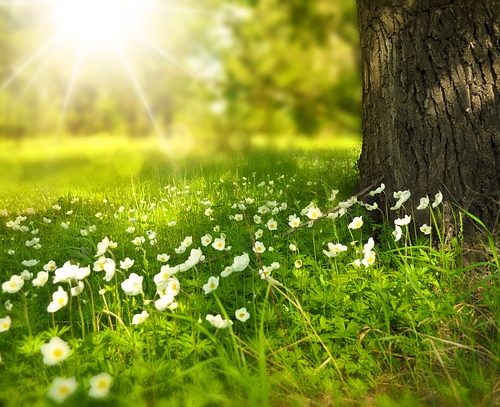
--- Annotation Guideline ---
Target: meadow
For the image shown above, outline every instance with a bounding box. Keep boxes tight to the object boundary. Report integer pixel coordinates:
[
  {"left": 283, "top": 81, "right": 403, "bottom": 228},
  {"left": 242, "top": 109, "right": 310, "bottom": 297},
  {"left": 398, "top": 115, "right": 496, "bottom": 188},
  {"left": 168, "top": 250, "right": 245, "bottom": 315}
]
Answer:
[{"left": 0, "top": 136, "right": 498, "bottom": 406}]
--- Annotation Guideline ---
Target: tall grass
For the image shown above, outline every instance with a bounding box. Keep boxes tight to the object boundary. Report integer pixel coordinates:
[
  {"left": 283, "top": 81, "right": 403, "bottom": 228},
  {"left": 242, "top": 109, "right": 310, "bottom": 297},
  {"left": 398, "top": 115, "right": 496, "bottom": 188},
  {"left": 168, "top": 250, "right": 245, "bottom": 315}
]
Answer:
[{"left": 0, "top": 137, "right": 497, "bottom": 406}]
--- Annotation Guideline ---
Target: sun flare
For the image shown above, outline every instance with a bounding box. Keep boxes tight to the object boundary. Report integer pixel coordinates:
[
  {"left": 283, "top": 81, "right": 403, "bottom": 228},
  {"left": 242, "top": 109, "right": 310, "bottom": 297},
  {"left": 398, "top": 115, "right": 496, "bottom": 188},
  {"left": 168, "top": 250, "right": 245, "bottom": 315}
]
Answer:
[{"left": 52, "top": 0, "right": 147, "bottom": 51}]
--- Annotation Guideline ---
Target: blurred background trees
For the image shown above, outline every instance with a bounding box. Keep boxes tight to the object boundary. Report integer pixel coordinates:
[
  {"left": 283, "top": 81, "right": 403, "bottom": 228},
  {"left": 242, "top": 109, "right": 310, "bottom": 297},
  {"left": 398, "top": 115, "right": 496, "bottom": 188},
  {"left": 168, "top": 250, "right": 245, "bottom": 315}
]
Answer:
[{"left": 0, "top": 0, "right": 360, "bottom": 143}]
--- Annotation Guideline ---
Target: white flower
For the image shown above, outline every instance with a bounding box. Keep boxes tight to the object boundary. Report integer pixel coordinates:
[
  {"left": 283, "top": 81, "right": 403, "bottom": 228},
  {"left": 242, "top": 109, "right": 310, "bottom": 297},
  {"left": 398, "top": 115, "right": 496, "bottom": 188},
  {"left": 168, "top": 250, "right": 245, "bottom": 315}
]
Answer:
[
  {"left": 231, "top": 253, "right": 250, "bottom": 272},
  {"left": 157, "top": 253, "right": 170, "bottom": 263},
  {"left": 174, "top": 246, "right": 186, "bottom": 254},
  {"left": 329, "top": 189, "right": 340, "bottom": 201},
  {"left": 131, "top": 236, "right": 145, "bottom": 246},
  {"left": 323, "top": 243, "right": 348, "bottom": 258},
  {"left": 179, "top": 248, "right": 204, "bottom": 272},
  {"left": 203, "top": 276, "right": 219, "bottom": 294},
  {"left": 41, "top": 337, "right": 71, "bottom": 365},
  {"left": 147, "top": 230, "right": 157, "bottom": 241},
  {"left": 21, "top": 259, "right": 38, "bottom": 267},
  {"left": 417, "top": 196, "right": 430, "bottom": 210},
  {"left": 253, "top": 215, "right": 261, "bottom": 224},
  {"left": 154, "top": 294, "right": 176, "bottom": 311},
  {"left": 166, "top": 277, "right": 180, "bottom": 296},
  {"left": 364, "top": 202, "right": 379, "bottom": 211},
  {"left": 47, "top": 286, "right": 69, "bottom": 313},
  {"left": 393, "top": 225, "right": 403, "bottom": 242},
  {"left": 77, "top": 265, "right": 91, "bottom": 281},
  {"left": 32, "top": 271, "right": 49, "bottom": 287},
  {"left": 254, "top": 229, "right": 263, "bottom": 239},
  {"left": 220, "top": 266, "right": 234, "bottom": 278},
  {"left": 212, "top": 237, "right": 226, "bottom": 251},
  {"left": 89, "top": 372, "right": 113, "bottom": 399},
  {"left": 257, "top": 205, "right": 269, "bottom": 214},
  {"left": 60, "top": 222, "right": 70, "bottom": 230},
  {"left": 394, "top": 215, "right": 411, "bottom": 226},
  {"left": 234, "top": 214, "right": 243, "bottom": 221},
  {"left": 120, "top": 258, "right": 134, "bottom": 270},
  {"left": 154, "top": 265, "right": 179, "bottom": 285},
  {"left": 289, "top": 243, "right": 297, "bottom": 251},
  {"left": 369, "top": 183, "right": 385, "bottom": 196},
  {"left": 306, "top": 206, "right": 322, "bottom": 220},
  {"left": 156, "top": 277, "right": 180, "bottom": 298},
  {"left": 20, "top": 270, "right": 33, "bottom": 280},
  {"left": 258, "top": 266, "right": 273, "bottom": 280},
  {"left": 348, "top": 216, "right": 363, "bottom": 230},
  {"left": 352, "top": 259, "right": 362, "bottom": 268},
  {"left": 43, "top": 217, "right": 52, "bottom": 224},
  {"left": 206, "top": 314, "right": 233, "bottom": 329},
  {"left": 288, "top": 214, "right": 301, "bottom": 228},
  {"left": 266, "top": 218, "right": 278, "bottom": 231},
  {"left": 432, "top": 191, "right": 443, "bottom": 208},
  {"left": 253, "top": 241, "right": 266, "bottom": 254},
  {"left": 363, "top": 237, "right": 375, "bottom": 255},
  {"left": 420, "top": 224, "right": 432, "bottom": 235},
  {"left": 43, "top": 260, "right": 57, "bottom": 272},
  {"left": 121, "top": 273, "right": 143, "bottom": 296},
  {"left": 96, "top": 237, "right": 110, "bottom": 256},
  {"left": 131, "top": 311, "right": 149, "bottom": 326},
  {"left": 0, "top": 316, "right": 11, "bottom": 332},
  {"left": 94, "top": 257, "right": 116, "bottom": 282},
  {"left": 53, "top": 261, "right": 79, "bottom": 283},
  {"left": 204, "top": 207, "right": 213, "bottom": 217},
  {"left": 271, "top": 262, "right": 280, "bottom": 270},
  {"left": 294, "top": 259, "right": 303, "bottom": 268},
  {"left": 4, "top": 300, "right": 13, "bottom": 311},
  {"left": 48, "top": 377, "right": 77, "bottom": 404},
  {"left": 235, "top": 307, "right": 250, "bottom": 322},
  {"left": 2, "top": 275, "right": 24, "bottom": 294},
  {"left": 390, "top": 190, "right": 411, "bottom": 210},
  {"left": 362, "top": 251, "right": 376, "bottom": 268},
  {"left": 181, "top": 236, "right": 193, "bottom": 248},
  {"left": 201, "top": 234, "right": 212, "bottom": 247},
  {"left": 70, "top": 281, "right": 85, "bottom": 297}
]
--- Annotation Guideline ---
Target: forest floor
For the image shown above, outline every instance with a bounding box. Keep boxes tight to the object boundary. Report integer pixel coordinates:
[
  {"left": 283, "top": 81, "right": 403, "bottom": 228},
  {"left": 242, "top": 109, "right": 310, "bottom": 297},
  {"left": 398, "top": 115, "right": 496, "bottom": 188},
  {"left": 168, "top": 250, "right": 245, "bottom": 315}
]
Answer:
[{"left": 0, "top": 136, "right": 498, "bottom": 406}]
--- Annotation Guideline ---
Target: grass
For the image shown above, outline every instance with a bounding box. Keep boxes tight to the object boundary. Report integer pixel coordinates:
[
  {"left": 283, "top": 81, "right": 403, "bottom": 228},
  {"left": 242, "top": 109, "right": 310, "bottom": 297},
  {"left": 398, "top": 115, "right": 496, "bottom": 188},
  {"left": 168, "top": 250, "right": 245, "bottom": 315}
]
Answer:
[{"left": 0, "top": 135, "right": 498, "bottom": 406}]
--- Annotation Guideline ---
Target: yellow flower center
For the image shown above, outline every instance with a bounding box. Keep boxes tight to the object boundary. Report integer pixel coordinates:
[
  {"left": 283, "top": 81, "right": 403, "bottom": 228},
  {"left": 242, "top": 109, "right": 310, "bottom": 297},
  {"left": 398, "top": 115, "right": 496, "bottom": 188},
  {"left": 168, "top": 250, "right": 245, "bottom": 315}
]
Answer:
[
  {"left": 58, "top": 385, "right": 70, "bottom": 395},
  {"left": 53, "top": 348, "right": 63, "bottom": 358}
]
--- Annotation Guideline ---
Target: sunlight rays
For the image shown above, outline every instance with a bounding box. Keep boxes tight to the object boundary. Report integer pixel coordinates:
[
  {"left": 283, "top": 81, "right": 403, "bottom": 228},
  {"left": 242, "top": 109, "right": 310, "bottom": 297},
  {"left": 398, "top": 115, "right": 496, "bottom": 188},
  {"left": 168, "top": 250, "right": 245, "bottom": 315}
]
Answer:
[
  {"left": 0, "top": 0, "right": 51, "bottom": 6},
  {"left": 0, "top": 37, "right": 57, "bottom": 91},
  {"left": 143, "top": 3, "right": 215, "bottom": 15},
  {"left": 59, "top": 47, "right": 83, "bottom": 127},
  {"left": 0, "top": 0, "right": 214, "bottom": 138},
  {"left": 117, "top": 48, "right": 164, "bottom": 141},
  {"left": 134, "top": 33, "right": 191, "bottom": 75},
  {"left": 17, "top": 41, "right": 61, "bottom": 98}
]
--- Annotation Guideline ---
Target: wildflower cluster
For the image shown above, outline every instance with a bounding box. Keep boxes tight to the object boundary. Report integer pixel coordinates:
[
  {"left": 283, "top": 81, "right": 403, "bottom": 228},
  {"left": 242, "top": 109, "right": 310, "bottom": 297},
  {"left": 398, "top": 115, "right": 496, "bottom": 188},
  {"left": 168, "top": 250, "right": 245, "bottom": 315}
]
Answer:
[{"left": 0, "top": 167, "right": 454, "bottom": 405}]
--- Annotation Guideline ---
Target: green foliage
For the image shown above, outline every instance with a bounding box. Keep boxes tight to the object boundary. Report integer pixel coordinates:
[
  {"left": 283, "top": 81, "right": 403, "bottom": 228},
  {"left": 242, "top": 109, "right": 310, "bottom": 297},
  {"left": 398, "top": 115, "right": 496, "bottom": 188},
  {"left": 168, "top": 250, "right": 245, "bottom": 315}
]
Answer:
[
  {"left": 0, "top": 138, "right": 498, "bottom": 406},
  {"left": 0, "top": 1, "right": 360, "bottom": 140}
]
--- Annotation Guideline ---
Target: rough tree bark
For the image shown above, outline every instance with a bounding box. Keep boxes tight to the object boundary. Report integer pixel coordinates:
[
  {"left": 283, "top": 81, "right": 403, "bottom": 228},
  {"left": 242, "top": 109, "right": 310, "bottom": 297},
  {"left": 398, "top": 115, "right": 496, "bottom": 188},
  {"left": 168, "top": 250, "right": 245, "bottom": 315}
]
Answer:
[{"left": 357, "top": 0, "right": 500, "bottom": 235}]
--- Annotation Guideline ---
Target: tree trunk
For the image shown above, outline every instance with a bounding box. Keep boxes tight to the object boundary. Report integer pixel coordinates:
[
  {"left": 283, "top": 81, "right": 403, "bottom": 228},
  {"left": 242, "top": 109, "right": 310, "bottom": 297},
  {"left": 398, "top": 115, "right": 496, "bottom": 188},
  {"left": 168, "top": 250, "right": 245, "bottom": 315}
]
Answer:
[{"left": 357, "top": 0, "right": 500, "bottom": 235}]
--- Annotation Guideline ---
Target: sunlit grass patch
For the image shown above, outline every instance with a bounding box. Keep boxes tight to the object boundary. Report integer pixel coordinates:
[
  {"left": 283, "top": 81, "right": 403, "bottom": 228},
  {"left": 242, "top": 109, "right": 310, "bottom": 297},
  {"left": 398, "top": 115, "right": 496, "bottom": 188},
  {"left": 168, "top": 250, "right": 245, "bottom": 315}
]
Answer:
[{"left": 0, "top": 136, "right": 497, "bottom": 406}]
